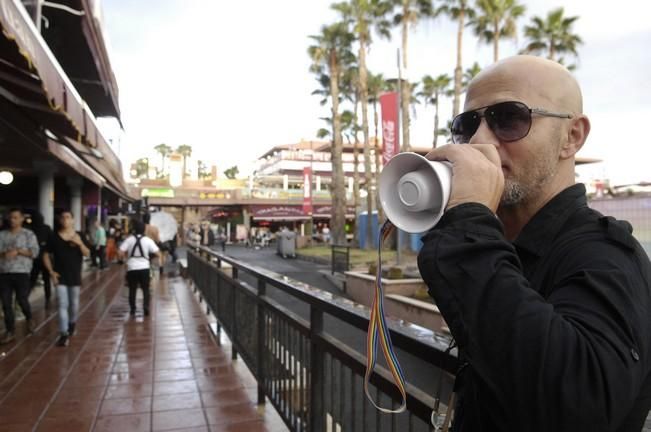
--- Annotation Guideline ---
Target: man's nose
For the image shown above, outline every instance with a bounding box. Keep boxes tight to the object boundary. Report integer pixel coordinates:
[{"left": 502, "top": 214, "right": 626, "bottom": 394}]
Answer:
[{"left": 468, "top": 118, "right": 500, "bottom": 146}]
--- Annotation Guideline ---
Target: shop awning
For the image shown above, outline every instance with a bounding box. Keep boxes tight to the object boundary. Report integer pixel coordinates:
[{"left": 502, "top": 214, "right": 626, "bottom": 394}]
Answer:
[
  {"left": 40, "top": 0, "right": 121, "bottom": 119},
  {"left": 250, "top": 204, "right": 356, "bottom": 221},
  {"left": 0, "top": 0, "right": 133, "bottom": 200}
]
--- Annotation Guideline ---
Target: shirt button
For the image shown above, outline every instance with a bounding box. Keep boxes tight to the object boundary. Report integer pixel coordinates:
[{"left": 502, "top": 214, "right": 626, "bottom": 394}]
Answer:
[{"left": 631, "top": 348, "right": 640, "bottom": 362}]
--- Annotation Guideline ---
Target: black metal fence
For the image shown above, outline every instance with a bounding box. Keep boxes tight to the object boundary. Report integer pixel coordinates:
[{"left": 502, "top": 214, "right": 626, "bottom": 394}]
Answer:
[{"left": 187, "top": 245, "right": 457, "bottom": 432}]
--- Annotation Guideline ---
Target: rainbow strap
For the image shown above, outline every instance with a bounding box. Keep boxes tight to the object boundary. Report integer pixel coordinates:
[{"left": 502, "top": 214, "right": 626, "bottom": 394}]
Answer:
[{"left": 364, "top": 220, "right": 407, "bottom": 413}]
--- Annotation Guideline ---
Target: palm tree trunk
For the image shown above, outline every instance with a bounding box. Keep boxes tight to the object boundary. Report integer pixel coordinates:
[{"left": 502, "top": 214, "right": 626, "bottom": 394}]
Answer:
[
  {"left": 434, "top": 91, "right": 440, "bottom": 148},
  {"left": 453, "top": 6, "right": 465, "bottom": 117},
  {"left": 329, "top": 52, "right": 346, "bottom": 245},
  {"left": 373, "top": 99, "right": 384, "bottom": 225},
  {"left": 549, "top": 38, "right": 555, "bottom": 60},
  {"left": 493, "top": 22, "right": 500, "bottom": 62},
  {"left": 353, "top": 93, "right": 361, "bottom": 247},
  {"left": 359, "top": 38, "right": 374, "bottom": 250},
  {"left": 401, "top": 17, "right": 411, "bottom": 152}
]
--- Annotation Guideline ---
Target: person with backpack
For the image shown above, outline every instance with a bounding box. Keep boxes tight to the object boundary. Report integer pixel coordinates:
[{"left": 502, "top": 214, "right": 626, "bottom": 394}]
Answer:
[{"left": 118, "top": 220, "right": 159, "bottom": 317}]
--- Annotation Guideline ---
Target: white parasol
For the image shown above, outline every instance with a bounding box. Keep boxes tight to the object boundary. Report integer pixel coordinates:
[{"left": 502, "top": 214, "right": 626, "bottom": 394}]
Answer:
[{"left": 149, "top": 211, "right": 178, "bottom": 243}]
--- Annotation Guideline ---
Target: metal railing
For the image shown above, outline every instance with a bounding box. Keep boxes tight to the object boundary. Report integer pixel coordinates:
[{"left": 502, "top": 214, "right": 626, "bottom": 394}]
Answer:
[
  {"left": 331, "top": 245, "right": 350, "bottom": 275},
  {"left": 187, "top": 245, "right": 457, "bottom": 432}
]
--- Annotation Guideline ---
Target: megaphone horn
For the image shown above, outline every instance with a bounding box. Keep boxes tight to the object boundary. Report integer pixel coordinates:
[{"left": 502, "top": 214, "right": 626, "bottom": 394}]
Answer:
[{"left": 378, "top": 152, "right": 452, "bottom": 234}]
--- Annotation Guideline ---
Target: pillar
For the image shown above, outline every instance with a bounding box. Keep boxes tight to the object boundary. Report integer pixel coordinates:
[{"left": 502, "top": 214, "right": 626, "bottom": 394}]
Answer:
[
  {"left": 97, "top": 186, "right": 102, "bottom": 223},
  {"left": 34, "top": 162, "right": 55, "bottom": 228},
  {"left": 67, "top": 177, "right": 83, "bottom": 231}
]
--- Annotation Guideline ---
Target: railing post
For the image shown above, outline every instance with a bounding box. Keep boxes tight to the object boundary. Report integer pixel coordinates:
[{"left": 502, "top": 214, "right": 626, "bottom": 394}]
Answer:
[
  {"left": 256, "top": 279, "right": 266, "bottom": 405},
  {"left": 231, "top": 265, "right": 238, "bottom": 361},
  {"left": 331, "top": 245, "right": 335, "bottom": 275},
  {"left": 309, "top": 305, "right": 325, "bottom": 432}
]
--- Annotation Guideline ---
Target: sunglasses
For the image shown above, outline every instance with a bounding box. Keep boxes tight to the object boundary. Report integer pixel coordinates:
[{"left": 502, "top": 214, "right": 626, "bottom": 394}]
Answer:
[{"left": 451, "top": 101, "right": 573, "bottom": 144}]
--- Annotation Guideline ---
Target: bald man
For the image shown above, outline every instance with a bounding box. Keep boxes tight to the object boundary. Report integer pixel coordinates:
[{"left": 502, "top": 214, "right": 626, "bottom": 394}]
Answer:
[{"left": 418, "top": 56, "right": 651, "bottom": 432}]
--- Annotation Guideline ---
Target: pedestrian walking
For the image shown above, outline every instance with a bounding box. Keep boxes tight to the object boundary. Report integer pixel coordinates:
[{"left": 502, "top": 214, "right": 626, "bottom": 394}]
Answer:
[
  {"left": 43, "top": 210, "right": 90, "bottom": 347},
  {"left": 0, "top": 208, "right": 39, "bottom": 344},
  {"left": 119, "top": 220, "right": 160, "bottom": 317},
  {"left": 28, "top": 212, "right": 53, "bottom": 309},
  {"left": 91, "top": 219, "right": 107, "bottom": 269}
]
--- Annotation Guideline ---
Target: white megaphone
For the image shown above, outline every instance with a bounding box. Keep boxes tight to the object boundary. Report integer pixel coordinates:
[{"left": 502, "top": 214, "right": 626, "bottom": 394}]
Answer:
[{"left": 379, "top": 152, "right": 452, "bottom": 234}]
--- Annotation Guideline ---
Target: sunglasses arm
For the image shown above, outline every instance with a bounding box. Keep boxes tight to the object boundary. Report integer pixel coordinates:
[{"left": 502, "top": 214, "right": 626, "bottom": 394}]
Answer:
[{"left": 530, "top": 108, "right": 573, "bottom": 119}]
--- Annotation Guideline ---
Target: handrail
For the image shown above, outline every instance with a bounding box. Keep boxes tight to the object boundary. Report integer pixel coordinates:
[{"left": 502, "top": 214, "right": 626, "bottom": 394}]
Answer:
[{"left": 186, "top": 243, "right": 458, "bottom": 432}]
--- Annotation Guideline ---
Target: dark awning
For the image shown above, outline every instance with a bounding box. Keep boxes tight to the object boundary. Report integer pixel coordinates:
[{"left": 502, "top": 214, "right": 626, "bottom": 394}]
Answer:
[
  {"left": 40, "top": 0, "right": 121, "bottom": 120},
  {"left": 0, "top": 0, "right": 133, "bottom": 200}
]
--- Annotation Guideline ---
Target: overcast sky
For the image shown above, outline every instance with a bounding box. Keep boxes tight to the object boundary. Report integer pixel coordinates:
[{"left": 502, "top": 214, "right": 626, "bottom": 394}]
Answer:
[{"left": 97, "top": 0, "right": 651, "bottom": 185}]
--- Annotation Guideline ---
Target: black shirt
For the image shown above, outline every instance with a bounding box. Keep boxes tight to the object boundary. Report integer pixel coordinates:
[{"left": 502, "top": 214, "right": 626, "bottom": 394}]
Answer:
[
  {"left": 418, "top": 184, "right": 651, "bottom": 432},
  {"left": 45, "top": 231, "right": 84, "bottom": 286}
]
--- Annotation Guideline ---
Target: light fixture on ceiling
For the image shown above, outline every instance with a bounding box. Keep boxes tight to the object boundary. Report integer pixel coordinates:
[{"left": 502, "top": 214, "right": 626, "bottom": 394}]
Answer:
[{"left": 0, "top": 171, "right": 14, "bottom": 185}]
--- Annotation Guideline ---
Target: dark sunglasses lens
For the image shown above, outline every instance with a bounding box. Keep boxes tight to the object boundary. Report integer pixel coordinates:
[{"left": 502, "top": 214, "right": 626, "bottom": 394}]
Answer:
[
  {"left": 452, "top": 111, "right": 480, "bottom": 144},
  {"left": 487, "top": 102, "right": 532, "bottom": 142}
]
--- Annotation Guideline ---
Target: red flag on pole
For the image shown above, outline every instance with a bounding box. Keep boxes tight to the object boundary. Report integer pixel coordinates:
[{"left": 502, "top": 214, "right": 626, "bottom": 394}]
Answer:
[
  {"left": 302, "top": 167, "right": 313, "bottom": 215},
  {"left": 380, "top": 92, "right": 400, "bottom": 165}
]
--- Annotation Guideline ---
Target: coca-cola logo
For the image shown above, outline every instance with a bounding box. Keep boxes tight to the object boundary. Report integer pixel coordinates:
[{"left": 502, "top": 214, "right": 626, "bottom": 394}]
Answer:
[{"left": 383, "top": 120, "right": 396, "bottom": 161}]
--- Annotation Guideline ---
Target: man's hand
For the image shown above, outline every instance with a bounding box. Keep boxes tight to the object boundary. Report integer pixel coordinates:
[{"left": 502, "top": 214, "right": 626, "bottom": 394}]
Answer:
[
  {"left": 50, "top": 271, "right": 60, "bottom": 285},
  {"left": 4, "top": 249, "right": 18, "bottom": 259},
  {"left": 425, "top": 144, "right": 505, "bottom": 213}
]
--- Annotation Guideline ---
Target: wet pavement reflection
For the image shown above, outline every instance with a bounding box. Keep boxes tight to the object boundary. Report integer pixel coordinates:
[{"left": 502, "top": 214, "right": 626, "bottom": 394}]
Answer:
[{"left": 0, "top": 266, "right": 287, "bottom": 431}]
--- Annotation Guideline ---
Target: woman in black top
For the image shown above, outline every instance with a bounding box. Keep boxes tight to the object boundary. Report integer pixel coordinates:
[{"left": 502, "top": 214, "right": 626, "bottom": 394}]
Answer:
[{"left": 43, "top": 211, "right": 90, "bottom": 347}]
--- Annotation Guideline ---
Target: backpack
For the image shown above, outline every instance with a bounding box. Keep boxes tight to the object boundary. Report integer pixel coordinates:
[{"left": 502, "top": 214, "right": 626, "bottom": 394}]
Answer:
[{"left": 130, "top": 235, "right": 149, "bottom": 260}]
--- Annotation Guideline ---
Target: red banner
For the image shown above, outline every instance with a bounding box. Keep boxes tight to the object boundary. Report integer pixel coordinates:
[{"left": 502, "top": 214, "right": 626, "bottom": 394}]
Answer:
[
  {"left": 302, "top": 167, "right": 313, "bottom": 216},
  {"left": 380, "top": 92, "right": 400, "bottom": 165}
]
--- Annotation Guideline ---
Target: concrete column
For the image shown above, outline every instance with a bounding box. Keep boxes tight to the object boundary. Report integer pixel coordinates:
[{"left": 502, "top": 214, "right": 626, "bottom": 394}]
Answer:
[
  {"left": 316, "top": 175, "right": 321, "bottom": 191},
  {"left": 35, "top": 162, "right": 55, "bottom": 228},
  {"left": 67, "top": 177, "right": 83, "bottom": 231},
  {"left": 242, "top": 208, "right": 250, "bottom": 229},
  {"left": 97, "top": 186, "right": 102, "bottom": 223}
]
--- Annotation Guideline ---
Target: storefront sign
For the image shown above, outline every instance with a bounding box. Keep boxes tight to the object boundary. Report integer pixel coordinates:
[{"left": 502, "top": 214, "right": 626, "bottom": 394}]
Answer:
[
  {"left": 250, "top": 205, "right": 305, "bottom": 218},
  {"left": 141, "top": 188, "right": 174, "bottom": 198}
]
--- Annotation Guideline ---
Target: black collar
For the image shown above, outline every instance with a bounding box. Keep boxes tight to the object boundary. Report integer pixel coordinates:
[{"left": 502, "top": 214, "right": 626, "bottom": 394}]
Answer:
[{"left": 513, "top": 184, "right": 588, "bottom": 257}]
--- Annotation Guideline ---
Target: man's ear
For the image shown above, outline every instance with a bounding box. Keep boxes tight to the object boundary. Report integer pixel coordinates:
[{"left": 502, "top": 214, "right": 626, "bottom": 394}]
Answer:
[{"left": 561, "top": 115, "right": 590, "bottom": 159}]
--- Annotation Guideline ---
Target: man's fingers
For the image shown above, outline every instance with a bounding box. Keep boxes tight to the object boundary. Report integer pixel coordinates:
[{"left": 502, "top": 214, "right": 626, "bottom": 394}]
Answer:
[{"left": 466, "top": 144, "right": 501, "bottom": 167}]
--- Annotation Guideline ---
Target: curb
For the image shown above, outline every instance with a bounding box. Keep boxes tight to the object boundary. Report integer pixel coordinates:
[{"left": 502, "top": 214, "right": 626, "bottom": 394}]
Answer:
[{"left": 295, "top": 254, "right": 330, "bottom": 266}]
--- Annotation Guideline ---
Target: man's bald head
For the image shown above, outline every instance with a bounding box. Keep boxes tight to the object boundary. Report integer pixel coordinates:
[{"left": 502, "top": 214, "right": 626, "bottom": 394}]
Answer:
[{"left": 467, "top": 55, "right": 583, "bottom": 114}]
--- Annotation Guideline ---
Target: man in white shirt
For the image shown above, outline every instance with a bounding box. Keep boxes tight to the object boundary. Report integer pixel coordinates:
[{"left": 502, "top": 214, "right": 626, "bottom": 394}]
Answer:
[{"left": 118, "top": 220, "right": 160, "bottom": 317}]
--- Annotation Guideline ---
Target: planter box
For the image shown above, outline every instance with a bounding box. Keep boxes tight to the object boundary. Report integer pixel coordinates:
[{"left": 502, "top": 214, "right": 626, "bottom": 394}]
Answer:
[{"left": 344, "top": 271, "right": 448, "bottom": 334}]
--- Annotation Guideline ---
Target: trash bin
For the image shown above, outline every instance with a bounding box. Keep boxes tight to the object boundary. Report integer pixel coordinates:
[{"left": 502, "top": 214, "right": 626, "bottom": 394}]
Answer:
[{"left": 277, "top": 230, "right": 296, "bottom": 258}]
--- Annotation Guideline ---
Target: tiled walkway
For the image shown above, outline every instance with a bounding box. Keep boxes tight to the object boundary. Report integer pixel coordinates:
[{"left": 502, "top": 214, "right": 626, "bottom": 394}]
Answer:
[{"left": 0, "top": 266, "right": 287, "bottom": 432}]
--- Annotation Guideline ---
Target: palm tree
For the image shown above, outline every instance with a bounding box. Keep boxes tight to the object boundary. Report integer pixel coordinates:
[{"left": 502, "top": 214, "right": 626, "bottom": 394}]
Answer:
[
  {"left": 437, "top": 0, "right": 475, "bottom": 117},
  {"left": 462, "top": 61, "right": 482, "bottom": 92},
  {"left": 470, "top": 0, "right": 526, "bottom": 62},
  {"left": 418, "top": 74, "right": 452, "bottom": 147},
  {"left": 340, "top": 66, "right": 363, "bottom": 241},
  {"left": 153, "top": 143, "right": 172, "bottom": 178},
  {"left": 333, "top": 0, "right": 392, "bottom": 249},
  {"left": 392, "top": 0, "right": 434, "bottom": 151},
  {"left": 367, "top": 71, "right": 388, "bottom": 224},
  {"left": 176, "top": 144, "right": 192, "bottom": 179},
  {"left": 223, "top": 166, "right": 239, "bottom": 179},
  {"left": 134, "top": 158, "right": 149, "bottom": 179},
  {"left": 197, "top": 160, "right": 210, "bottom": 180},
  {"left": 308, "top": 22, "right": 355, "bottom": 245},
  {"left": 522, "top": 8, "right": 582, "bottom": 63}
]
